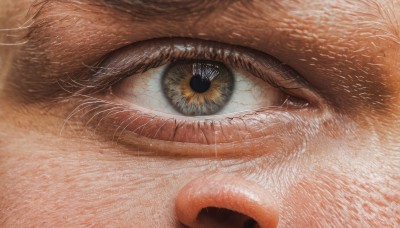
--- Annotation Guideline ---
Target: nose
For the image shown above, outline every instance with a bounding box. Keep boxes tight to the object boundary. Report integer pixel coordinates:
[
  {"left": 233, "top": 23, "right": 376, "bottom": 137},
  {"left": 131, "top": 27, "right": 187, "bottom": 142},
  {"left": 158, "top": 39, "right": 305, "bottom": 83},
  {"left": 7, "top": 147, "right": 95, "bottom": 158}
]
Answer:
[{"left": 175, "top": 173, "right": 279, "bottom": 228}]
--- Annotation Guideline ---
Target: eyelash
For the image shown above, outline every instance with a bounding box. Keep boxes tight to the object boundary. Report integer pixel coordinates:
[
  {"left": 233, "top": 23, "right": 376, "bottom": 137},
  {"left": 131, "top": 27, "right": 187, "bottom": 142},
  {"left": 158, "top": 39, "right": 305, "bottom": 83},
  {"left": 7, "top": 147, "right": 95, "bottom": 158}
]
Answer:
[
  {"left": 73, "top": 38, "right": 310, "bottom": 99},
  {"left": 61, "top": 38, "right": 320, "bottom": 150}
]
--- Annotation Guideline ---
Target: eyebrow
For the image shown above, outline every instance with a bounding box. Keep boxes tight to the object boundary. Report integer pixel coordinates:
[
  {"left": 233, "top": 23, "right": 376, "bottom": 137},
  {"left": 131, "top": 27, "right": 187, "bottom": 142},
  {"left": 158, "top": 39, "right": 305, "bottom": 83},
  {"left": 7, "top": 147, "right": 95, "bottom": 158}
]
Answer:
[{"left": 99, "top": 0, "right": 245, "bottom": 20}]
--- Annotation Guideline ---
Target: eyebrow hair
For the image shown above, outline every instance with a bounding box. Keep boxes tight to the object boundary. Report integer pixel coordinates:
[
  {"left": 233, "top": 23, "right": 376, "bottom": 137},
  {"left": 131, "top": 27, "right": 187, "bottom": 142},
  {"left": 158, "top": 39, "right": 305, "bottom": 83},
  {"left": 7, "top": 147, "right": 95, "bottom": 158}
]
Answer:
[{"left": 99, "top": 0, "right": 248, "bottom": 20}]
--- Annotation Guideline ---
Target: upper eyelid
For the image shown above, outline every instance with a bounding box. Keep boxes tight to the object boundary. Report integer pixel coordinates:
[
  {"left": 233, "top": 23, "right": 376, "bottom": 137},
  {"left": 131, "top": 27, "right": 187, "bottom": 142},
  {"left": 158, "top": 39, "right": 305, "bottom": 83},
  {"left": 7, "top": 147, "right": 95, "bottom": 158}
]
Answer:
[{"left": 83, "top": 38, "right": 310, "bottom": 92}]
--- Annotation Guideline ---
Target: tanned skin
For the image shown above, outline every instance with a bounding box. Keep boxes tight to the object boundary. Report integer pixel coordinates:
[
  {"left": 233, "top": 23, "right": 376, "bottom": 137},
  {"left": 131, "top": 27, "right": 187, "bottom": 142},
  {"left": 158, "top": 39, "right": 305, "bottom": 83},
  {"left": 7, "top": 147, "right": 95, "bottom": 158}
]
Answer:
[{"left": 0, "top": 0, "right": 399, "bottom": 227}]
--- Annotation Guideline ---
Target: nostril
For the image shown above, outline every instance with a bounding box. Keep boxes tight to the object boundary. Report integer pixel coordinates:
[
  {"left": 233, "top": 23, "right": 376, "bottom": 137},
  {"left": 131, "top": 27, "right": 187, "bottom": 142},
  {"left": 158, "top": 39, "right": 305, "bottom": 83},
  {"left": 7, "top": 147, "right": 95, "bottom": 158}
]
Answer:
[
  {"left": 243, "top": 218, "right": 259, "bottom": 228},
  {"left": 197, "top": 207, "right": 260, "bottom": 228},
  {"left": 175, "top": 173, "right": 279, "bottom": 228}
]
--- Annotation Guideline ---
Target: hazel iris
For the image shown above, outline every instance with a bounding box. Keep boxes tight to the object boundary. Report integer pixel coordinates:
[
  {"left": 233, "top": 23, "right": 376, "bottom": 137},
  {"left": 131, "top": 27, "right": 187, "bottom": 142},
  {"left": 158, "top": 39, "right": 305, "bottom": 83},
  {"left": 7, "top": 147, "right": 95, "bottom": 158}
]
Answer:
[{"left": 162, "top": 60, "right": 234, "bottom": 116}]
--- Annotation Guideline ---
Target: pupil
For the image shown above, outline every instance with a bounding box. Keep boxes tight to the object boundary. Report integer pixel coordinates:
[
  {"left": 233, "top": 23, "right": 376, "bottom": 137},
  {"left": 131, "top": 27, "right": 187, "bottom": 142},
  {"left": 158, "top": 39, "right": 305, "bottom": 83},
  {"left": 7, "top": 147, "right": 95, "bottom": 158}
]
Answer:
[{"left": 190, "top": 75, "right": 211, "bottom": 93}]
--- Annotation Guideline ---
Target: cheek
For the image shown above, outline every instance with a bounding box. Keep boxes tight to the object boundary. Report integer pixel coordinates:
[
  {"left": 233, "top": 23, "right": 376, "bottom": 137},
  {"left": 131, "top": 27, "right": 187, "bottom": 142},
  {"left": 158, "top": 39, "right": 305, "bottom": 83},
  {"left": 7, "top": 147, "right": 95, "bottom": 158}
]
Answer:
[
  {"left": 0, "top": 133, "right": 177, "bottom": 226},
  {"left": 0, "top": 130, "right": 233, "bottom": 227},
  {"left": 281, "top": 169, "right": 399, "bottom": 226}
]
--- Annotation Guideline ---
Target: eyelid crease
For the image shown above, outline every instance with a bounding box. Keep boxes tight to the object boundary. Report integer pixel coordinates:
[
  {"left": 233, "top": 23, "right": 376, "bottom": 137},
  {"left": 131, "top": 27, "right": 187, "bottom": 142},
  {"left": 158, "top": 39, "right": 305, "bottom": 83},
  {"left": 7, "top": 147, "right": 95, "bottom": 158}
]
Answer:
[{"left": 78, "top": 38, "right": 310, "bottom": 97}]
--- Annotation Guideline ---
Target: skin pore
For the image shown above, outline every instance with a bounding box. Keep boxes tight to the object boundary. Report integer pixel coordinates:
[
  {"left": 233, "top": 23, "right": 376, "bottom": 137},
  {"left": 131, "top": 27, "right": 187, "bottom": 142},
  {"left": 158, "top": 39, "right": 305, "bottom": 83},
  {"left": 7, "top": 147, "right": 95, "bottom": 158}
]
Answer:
[{"left": 0, "top": 0, "right": 399, "bottom": 227}]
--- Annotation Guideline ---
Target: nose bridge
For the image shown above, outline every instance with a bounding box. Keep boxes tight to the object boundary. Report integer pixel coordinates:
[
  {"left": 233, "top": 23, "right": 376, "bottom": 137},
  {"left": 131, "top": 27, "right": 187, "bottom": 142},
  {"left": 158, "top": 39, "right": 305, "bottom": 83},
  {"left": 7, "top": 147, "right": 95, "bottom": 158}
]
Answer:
[{"left": 175, "top": 173, "right": 279, "bottom": 228}]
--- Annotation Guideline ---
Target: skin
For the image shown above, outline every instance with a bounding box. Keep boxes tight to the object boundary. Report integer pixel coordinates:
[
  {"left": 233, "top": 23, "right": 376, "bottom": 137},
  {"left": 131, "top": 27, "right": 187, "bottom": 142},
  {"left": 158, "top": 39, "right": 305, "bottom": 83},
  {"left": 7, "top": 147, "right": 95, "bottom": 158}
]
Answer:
[{"left": 0, "top": 0, "right": 399, "bottom": 227}]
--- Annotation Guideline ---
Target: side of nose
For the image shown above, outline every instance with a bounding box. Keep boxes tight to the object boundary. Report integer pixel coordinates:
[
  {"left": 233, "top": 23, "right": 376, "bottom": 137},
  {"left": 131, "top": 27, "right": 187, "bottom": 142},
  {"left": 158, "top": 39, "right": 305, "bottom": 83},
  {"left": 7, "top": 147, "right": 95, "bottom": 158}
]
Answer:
[{"left": 175, "top": 173, "right": 279, "bottom": 228}]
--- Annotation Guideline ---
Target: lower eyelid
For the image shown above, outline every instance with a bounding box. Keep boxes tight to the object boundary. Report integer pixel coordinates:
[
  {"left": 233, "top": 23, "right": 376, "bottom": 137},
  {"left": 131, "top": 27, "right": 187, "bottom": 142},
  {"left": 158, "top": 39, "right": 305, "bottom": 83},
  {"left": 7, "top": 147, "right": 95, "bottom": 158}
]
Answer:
[
  {"left": 75, "top": 97, "right": 310, "bottom": 142},
  {"left": 69, "top": 97, "right": 321, "bottom": 156}
]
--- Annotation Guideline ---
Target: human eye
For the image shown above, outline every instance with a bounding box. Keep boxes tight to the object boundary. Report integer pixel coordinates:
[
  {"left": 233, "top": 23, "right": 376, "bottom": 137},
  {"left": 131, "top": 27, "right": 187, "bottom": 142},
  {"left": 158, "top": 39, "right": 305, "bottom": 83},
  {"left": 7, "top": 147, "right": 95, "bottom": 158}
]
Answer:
[
  {"left": 114, "top": 56, "right": 294, "bottom": 116},
  {"left": 69, "top": 38, "right": 324, "bottom": 156}
]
